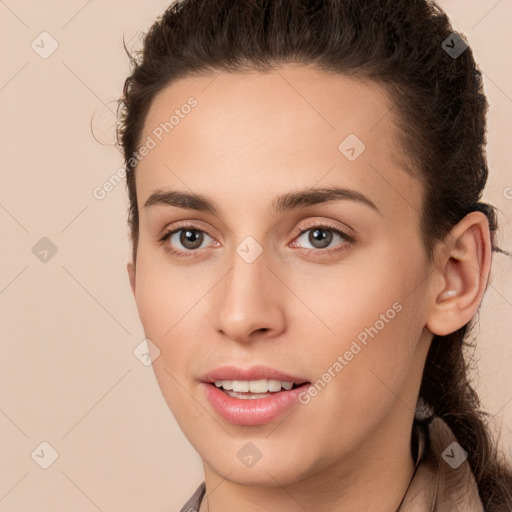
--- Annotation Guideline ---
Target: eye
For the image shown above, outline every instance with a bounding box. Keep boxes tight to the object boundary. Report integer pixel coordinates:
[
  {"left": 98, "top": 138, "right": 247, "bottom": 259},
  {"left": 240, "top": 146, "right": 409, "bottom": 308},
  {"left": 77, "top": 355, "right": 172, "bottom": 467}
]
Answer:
[
  {"left": 159, "top": 225, "right": 216, "bottom": 257},
  {"left": 290, "top": 223, "right": 354, "bottom": 256}
]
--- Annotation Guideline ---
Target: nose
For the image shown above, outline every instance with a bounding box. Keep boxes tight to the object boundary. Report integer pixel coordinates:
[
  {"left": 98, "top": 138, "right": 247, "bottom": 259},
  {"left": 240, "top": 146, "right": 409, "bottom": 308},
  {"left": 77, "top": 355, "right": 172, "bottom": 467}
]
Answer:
[{"left": 213, "top": 247, "right": 287, "bottom": 344}]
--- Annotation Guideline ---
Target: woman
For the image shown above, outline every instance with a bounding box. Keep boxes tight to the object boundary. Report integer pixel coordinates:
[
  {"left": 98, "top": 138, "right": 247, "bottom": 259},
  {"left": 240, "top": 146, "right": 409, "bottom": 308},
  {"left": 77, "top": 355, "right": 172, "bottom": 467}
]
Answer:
[{"left": 117, "top": 0, "right": 512, "bottom": 510}]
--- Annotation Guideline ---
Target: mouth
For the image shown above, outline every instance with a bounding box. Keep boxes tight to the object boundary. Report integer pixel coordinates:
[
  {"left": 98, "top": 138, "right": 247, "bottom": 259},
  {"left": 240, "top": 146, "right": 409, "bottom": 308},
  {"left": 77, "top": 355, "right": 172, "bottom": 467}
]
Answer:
[
  {"left": 209, "top": 379, "right": 306, "bottom": 399},
  {"left": 200, "top": 367, "right": 311, "bottom": 425}
]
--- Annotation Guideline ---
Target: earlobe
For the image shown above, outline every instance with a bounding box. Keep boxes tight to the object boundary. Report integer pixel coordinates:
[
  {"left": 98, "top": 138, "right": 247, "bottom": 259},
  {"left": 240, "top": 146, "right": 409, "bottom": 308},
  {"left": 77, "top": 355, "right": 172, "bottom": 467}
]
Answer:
[
  {"left": 127, "top": 261, "right": 136, "bottom": 296},
  {"left": 426, "top": 212, "right": 491, "bottom": 336}
]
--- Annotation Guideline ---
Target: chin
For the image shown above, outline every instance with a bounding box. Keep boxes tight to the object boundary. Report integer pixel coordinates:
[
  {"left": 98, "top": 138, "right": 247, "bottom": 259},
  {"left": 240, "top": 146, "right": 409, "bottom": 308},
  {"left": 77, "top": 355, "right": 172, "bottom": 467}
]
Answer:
[{"left": 200, "top": 444, "right": 318, "bottom": 487}]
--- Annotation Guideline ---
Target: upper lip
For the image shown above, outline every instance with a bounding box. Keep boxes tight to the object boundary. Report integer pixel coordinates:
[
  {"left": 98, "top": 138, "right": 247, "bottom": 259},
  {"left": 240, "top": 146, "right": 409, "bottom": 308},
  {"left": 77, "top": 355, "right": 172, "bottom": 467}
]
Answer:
[{"left": 200, "top": 365, "right": 310, "bottom": 385}]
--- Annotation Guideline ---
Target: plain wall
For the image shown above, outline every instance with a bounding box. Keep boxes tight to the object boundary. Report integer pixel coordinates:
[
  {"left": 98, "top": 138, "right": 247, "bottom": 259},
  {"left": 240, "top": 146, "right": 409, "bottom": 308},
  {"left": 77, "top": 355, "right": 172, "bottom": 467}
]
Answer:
[{"left": 1, "top": 1, "right": 511, "bottom": 510}]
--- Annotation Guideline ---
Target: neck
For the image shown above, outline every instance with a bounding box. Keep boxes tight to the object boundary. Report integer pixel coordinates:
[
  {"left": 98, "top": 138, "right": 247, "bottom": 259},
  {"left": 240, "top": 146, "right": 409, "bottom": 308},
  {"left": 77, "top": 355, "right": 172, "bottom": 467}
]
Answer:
[{"left": 200, "top": 407, "right": 417, "bottom": 512}]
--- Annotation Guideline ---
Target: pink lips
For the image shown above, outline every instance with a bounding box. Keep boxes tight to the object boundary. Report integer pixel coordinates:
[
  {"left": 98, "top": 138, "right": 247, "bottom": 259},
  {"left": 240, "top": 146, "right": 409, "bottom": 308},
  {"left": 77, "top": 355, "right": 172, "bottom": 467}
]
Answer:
[
  {"left": 200, "top": 365, "right": 310, "bottom": 426},
  {"left": 200, "top": 365, "right": 309, "bottom": 385}
]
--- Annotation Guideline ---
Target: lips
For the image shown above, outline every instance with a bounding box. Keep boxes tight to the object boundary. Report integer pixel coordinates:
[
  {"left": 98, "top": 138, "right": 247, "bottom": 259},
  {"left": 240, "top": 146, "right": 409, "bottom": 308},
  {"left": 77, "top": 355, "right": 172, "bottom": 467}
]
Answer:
[
  {"left": 199, "top": 364, "right": 309, "bottom": 385},
  {"left": 200, "top": 365, "right": 311, "bottom": 425}
]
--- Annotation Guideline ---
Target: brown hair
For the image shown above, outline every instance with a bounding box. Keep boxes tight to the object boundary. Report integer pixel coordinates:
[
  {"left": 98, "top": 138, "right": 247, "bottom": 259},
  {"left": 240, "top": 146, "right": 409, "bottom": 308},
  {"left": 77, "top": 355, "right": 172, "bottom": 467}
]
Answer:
[{"left": 116, "top": 0, "right": 512, "bottom": 508}]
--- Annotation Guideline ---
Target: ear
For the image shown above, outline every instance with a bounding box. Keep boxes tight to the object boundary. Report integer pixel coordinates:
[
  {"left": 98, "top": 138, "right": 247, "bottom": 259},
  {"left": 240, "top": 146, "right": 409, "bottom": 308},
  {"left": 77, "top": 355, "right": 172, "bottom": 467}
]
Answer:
[
  {"left": 127, "top": 261, "right": 136, "bottom": 296},
  {"left": 426, "top": 211, "right": 492, "bottom": 336}
]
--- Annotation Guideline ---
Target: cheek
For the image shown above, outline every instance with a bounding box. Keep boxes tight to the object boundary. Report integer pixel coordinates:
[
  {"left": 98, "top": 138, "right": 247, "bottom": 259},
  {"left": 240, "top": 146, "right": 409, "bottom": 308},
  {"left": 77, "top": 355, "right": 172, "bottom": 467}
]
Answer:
[
  {"left": 132, "top": 252, "right": 216, "bottom": 413},
  {"left": 288, "top": 243, "right": 426, "bottom": 346},
  {"left": 133, "top": 247, "right": 208, "bottom": 340},
  {"left": 288, "top": 243, "right": 429, "bottom": 406},
  {"left": 132, "top": 262, "right": 186, "bottom": 391}
]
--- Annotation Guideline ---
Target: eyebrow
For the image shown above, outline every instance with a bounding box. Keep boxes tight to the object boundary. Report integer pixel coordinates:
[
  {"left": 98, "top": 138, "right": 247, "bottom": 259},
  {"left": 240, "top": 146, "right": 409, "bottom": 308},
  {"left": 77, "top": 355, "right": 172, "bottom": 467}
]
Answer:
[{"left": 143, "top": 186, "right": 380, "bottom": 215}]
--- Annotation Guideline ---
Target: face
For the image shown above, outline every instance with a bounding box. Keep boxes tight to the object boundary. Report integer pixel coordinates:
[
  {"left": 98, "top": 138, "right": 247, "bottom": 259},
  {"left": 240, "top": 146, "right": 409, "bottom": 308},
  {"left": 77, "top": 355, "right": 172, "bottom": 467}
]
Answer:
[{"left": 128, "top": 65, "right": 435, "bottom": 487}]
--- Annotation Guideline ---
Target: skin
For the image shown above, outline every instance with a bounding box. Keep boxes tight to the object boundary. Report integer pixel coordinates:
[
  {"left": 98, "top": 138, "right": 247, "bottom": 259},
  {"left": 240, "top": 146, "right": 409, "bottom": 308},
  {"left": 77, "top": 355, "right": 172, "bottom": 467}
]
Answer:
[{"left": 126, "top": 64, "right": 491, "bottom": 512}]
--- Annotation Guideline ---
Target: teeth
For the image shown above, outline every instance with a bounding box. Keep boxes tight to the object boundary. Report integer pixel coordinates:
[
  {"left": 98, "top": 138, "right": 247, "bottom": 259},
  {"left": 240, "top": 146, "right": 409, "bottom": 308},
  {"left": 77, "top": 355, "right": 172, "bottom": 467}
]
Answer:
[
  {"left": 224, "top": 390, "right": 273, "bottom": 400},
  {"left": 267, "top": 380, "right": 282, "bottom": 392},
  {"left": 214, "top": 379, "right": 296, "bottom": 393},
  {"left": 233, "top": 380, "right": 249, "bottom": 392},
  {"left": 248, "top": 380, "right": 266, "bottom": 393},
  {"left": 217, "top": 379, "right": 233, "bottom": 390}
]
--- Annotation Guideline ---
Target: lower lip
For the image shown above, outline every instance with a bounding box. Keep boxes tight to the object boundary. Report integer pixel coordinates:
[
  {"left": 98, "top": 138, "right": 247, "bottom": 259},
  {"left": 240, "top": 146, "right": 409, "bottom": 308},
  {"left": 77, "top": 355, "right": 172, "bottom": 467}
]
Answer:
[{"left": 202, "top": 383, "right": 310, "bottom": 426}]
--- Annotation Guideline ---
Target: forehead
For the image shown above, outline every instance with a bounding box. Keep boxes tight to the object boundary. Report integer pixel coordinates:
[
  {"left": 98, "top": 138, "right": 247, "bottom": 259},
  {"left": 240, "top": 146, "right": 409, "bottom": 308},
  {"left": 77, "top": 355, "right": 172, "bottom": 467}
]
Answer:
[{"left": 136, "top": 64, "right": 422, "bottom": 224}]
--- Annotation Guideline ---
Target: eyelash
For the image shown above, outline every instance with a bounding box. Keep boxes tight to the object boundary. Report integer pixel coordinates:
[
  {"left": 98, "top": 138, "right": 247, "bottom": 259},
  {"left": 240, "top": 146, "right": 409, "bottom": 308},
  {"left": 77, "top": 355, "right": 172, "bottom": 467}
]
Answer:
[{"left": 157, "top": 221, "right": 355, "bottom": 259}]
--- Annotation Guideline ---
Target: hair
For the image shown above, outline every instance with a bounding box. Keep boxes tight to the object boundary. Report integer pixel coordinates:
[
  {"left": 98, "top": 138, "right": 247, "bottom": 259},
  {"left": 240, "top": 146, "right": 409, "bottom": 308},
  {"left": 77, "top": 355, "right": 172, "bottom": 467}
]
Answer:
[{"left": 116, "top": 0, "right": 512, "bottom": 508}]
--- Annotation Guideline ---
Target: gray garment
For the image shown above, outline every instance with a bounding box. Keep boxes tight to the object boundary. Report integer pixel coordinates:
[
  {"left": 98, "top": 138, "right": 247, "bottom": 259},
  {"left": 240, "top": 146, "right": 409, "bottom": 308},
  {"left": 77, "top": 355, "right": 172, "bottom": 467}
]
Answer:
[
  {"left": 179, "top": 482, "right": 206, "bottom": 512},
  {"left": 179, "top": 417, "right": 484, "bottom": 512}
]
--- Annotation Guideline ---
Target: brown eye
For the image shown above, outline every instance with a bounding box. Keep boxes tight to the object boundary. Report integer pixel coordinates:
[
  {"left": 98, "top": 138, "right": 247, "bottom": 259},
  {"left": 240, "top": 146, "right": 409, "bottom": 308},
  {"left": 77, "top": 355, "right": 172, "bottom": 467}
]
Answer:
[
  {"left": 178, "top": 229, "right": 204, "bottom": 250},
  {"left": 162, "top": 227, "right": 214, "bottom": 252}
]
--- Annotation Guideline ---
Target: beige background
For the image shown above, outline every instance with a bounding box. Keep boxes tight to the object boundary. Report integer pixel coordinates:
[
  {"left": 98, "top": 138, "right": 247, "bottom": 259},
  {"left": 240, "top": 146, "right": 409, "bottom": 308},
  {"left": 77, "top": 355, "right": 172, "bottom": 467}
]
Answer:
[{"left": 1, "top": 1, "right": 511, "bottom": 510}]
